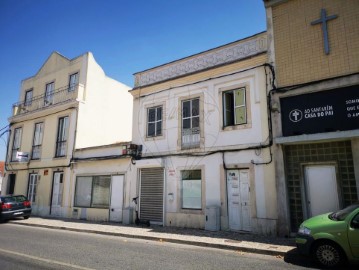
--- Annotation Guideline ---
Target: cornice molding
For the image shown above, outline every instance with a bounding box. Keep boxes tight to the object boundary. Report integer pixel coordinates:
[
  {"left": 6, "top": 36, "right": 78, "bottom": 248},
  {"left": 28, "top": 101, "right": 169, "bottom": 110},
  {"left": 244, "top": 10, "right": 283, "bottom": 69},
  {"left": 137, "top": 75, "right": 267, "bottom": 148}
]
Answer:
[
  {"left": 263, "top": 0, "right": 289, "bottom": 8},
  {"left": 134, "top": 33, "right": 267, "bottom": 88}
]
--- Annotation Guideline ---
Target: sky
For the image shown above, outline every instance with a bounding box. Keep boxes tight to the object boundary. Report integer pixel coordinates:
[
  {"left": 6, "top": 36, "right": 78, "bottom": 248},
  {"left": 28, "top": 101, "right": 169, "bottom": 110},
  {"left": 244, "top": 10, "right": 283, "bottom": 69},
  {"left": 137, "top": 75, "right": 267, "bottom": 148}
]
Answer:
[{"left": 0, "top": 0, "right": 266, "bottom": 161}]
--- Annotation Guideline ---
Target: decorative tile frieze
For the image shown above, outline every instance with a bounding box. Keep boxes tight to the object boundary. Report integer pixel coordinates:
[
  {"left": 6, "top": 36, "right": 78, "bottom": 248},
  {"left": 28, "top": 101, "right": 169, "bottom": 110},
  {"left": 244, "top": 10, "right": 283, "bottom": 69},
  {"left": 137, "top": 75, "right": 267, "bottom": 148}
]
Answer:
[{"left": 134, "top": 33, "right": 267, "bottom": 87}]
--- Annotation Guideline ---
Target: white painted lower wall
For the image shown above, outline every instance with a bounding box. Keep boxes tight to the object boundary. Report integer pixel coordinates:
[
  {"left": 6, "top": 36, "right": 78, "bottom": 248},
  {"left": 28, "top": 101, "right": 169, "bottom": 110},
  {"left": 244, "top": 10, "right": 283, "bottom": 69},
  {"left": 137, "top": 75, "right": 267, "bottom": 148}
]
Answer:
[
  {"left": 67, "top": 158, "right": 134, "bottom": 222},
  {"left": 134, "top": 148, "right": 278, "bottom": 235}
]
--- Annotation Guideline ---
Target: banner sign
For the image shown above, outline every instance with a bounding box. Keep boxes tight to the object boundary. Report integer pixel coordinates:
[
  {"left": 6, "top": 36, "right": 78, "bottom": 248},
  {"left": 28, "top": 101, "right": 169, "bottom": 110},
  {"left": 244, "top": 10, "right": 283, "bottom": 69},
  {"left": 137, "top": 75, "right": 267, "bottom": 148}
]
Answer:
[{"left": 280, "top": 85, "right": 359, "bottom": 136}]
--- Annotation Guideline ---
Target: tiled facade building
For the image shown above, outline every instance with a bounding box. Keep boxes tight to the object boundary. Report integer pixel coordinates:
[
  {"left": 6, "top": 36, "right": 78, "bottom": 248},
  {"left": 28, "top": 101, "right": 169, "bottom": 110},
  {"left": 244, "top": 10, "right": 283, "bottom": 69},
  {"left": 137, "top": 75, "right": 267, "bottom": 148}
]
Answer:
[{"left": 265, "top": 0, "right": 359, "bottom": 235}]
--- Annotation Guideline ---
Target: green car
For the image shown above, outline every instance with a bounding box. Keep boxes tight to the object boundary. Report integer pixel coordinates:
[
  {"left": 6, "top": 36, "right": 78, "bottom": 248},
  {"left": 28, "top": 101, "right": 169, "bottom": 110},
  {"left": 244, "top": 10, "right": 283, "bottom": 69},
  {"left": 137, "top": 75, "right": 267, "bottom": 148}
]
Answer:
[{"left": 296, "top": 203, "right": 359, "bottom": 268}]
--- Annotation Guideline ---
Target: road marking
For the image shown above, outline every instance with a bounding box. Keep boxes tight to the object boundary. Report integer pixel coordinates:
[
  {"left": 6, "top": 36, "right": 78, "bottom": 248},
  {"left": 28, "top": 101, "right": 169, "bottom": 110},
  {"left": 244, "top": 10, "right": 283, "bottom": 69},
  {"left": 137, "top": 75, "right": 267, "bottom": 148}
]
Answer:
[{"left": 0, "top": 248, "right": 94, "bottom": 270}]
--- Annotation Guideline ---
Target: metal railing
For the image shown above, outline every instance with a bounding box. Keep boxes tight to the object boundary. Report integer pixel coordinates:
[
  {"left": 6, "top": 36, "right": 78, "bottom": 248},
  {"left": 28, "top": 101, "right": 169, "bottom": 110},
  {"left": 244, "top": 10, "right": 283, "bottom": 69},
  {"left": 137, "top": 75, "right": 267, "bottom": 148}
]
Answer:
[
  {"left": 181, "top": 127, "right": 200, "bottom": 149},
  {"left": 12, "top": 84, "right": 84, "bottom": 116}
]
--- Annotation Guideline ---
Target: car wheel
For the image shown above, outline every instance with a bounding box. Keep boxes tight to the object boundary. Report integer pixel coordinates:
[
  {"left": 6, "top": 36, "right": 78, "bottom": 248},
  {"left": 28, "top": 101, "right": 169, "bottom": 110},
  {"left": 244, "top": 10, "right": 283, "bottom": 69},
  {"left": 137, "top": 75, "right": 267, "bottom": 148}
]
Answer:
[
  {"left": 23, "top": 216, "right": 30, "bottom": 220},
  {"left": 313, "top": 241, "right": 345, "bottom": 268}
]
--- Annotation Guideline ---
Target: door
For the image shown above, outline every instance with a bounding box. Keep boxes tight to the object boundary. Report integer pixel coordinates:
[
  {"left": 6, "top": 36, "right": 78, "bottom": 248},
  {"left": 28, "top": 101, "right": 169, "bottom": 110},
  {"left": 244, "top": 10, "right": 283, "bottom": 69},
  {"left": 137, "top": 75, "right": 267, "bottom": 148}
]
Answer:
[
  {"left": 28, "top": 173, "right": 38, "bottom": 213},
  {"left": 305, "top": 165, "right": 340, "bottom": 217},
  {"left": 51, "top": 172, "right": 64, "bottom": 216},
  {"left": 227, "top": 169, "right": 251, "bottom": 231},
  {"left": 109, "top": 175, "right": 124, "bottom": 222},
  {"left": 140, "top": 168, "right": 164, "bottom": 224},
  {"left": 7, "top": 174, "right": 16, "bottom": 194}
]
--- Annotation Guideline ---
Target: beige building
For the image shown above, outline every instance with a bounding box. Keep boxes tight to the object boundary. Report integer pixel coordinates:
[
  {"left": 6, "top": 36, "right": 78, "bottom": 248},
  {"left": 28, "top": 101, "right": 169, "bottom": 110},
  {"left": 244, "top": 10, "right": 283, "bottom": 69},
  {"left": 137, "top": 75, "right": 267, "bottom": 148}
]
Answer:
[
  {"left": 2, "top": 52, "right": 133, "bottom": 218},
  {"left": 69, "top": 143, "right": 137, "bottom": 222},
  {"left": 130, "top": 32, "right": 279, "bottom": 235},
  {"left": 264, "top": 0, "right": 359, "bottom": 235}
]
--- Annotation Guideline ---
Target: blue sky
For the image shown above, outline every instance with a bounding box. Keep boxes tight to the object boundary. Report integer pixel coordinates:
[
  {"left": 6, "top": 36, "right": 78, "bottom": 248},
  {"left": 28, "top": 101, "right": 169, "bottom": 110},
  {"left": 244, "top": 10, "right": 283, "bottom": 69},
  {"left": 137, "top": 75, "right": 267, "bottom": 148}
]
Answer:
[{"left": 0, "top": 0, "right": 266, "bottom": 160}]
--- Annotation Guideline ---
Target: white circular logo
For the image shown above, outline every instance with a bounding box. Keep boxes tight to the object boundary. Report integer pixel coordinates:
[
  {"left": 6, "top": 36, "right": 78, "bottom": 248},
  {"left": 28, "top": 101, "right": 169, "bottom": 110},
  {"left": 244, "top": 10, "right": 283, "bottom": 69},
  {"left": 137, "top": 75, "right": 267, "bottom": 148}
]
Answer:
[{"left": 289, "top": 109, "right": 303, "bottom": 122}]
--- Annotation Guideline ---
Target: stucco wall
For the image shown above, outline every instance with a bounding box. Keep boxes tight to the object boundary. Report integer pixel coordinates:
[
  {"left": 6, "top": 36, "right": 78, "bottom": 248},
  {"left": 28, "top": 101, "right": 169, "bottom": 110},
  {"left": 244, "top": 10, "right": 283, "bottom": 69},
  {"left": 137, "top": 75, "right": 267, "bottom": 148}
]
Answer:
[
  {"left": 132, "top": 66, "right": 270, "bottom": 154},
  {"left": 20, "top": 52, "right": 84, "bottom": 101},
  {"left": 69, "top": 157, "right": 134, "bottom": 221},
  {"left": 131, "top": 52, "right": 277, "bottom": 234},
  {"left": 76, "top": 53, "right": 132, "bottom": 149}
]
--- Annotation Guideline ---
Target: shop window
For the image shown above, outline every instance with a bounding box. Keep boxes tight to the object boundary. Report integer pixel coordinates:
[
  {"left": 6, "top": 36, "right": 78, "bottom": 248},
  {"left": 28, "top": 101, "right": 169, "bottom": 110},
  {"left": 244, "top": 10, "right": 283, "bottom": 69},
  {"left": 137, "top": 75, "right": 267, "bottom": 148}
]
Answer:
[
  {"left": 74, "top": 176, "right": 111, "bottom": 208},
  {"left": 182, "top": 170, "right": 202, "bottom": 209}
]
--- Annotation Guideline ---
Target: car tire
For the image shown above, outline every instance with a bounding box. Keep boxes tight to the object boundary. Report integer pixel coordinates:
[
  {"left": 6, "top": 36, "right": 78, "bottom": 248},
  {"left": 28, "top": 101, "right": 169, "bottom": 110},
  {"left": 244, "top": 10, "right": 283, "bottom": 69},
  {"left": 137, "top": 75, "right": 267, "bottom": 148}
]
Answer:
[
  {"left": 312, "top": 241, "right": 345, "bottom": 268},
  {"left": 23, "top": 216, "right": 30, "bottom": 220}
]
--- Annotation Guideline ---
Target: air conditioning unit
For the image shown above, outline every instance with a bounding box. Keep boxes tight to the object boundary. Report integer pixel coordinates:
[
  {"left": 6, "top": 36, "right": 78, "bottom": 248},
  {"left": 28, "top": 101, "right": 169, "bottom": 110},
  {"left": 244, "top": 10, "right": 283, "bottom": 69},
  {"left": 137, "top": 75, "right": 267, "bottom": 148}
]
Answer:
[{"left": 16, "top": 152, "right": 30, "bottom": 162}]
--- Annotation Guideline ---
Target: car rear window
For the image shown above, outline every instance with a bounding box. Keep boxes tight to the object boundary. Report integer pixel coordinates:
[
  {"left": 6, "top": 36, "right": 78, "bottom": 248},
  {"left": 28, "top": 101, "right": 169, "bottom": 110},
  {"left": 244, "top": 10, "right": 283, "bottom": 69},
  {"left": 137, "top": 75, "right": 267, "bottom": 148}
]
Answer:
[{"left": 1, "top": 195, "right": 27, "bottom": 203}]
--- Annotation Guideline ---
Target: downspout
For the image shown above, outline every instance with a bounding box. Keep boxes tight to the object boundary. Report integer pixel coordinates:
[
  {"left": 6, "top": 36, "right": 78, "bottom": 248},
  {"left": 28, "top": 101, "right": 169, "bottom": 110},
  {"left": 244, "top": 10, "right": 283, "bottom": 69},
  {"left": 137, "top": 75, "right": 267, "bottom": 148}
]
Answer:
[{"left": 250, "top": 63, "right": 276, "bottom": 165}]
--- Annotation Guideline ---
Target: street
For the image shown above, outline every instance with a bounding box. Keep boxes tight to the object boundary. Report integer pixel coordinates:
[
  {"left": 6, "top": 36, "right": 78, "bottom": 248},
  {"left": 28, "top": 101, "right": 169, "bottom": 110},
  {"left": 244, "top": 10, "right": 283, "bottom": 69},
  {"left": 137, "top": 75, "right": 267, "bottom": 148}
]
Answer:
[{"left": 0, "top": 223, "right": 335, "bottom": 270}]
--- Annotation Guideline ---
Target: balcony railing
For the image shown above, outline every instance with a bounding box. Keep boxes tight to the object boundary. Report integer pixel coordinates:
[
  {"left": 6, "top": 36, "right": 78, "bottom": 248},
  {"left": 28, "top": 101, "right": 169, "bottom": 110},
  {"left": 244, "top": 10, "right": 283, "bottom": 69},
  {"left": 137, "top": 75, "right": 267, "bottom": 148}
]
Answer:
[
  {"left": 12, "top": 84, "right": 84, "bottom": 116},
  {"left": 182, "top": 127, "right": 200, "bottom": 149}
]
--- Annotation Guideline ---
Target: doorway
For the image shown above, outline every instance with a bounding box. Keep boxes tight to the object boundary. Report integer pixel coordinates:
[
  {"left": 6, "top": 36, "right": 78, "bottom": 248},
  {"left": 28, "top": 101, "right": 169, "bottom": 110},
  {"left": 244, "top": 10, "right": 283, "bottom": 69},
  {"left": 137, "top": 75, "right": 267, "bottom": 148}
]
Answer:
[
  {"left": 7, "top": 174, "right": 16, "bottom": 194},
  {"left": 227, "top": 169, "right": 251, "bottom": 231},
  {"left": 304, "top": 165, "right": 340, "bottom": 217},
  {"left": 109, "top": 175, "right": 124, "bottom": 222},
  {"left": 28, "top": 173, "right": 39, "bottom": 213},
  {"left": 140, "top": 168, "right": 164, "bottom": 225},
  {"left": 51, "top": 172, "right": 64, "bottom": 216}
]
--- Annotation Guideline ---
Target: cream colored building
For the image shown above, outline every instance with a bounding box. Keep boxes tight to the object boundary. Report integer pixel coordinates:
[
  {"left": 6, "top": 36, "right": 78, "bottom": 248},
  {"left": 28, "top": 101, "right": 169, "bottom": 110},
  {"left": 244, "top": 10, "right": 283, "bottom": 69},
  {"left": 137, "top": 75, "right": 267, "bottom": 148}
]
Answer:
[
  {"left": 130, "top": 32, "right": 279, "bottom": 235},
  {"left": 2, "top": 52, "right": 133, "bottom": 219},
  {"left": 264, "top": 0, "right": 359, "bottom": 236}
]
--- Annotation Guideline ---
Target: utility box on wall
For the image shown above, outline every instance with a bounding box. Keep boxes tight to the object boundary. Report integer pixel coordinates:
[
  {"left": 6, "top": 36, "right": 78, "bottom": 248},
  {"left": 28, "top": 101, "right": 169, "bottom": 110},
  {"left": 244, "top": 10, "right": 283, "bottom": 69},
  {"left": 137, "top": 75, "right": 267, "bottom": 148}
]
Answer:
[{"left": 205, "top": 206, "right": 220, "bottom": 231}]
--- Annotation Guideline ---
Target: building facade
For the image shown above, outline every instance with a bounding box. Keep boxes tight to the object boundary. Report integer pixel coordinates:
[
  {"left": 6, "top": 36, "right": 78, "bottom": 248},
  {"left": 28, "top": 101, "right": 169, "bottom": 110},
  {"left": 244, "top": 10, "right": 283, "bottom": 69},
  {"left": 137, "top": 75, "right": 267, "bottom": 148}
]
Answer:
[
  {"left": 264, "top": 0, "right": 359, "bottom": 235},
  {"left": 2, "top": 52, "right": 133, "bottom": 219},
  {"left": 70, "top": 143, "right": 138, "bottom": 222},
  {"left": 130, "top": 32, "right": 279, "bottom": 234}
]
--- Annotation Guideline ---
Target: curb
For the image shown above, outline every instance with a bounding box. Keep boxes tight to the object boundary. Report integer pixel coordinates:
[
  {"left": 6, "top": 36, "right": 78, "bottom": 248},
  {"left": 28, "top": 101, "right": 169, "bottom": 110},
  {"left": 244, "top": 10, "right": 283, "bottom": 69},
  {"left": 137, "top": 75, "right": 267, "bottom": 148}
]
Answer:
[{"left": 11, "top": 222, "right": 292, "bottom": 257}]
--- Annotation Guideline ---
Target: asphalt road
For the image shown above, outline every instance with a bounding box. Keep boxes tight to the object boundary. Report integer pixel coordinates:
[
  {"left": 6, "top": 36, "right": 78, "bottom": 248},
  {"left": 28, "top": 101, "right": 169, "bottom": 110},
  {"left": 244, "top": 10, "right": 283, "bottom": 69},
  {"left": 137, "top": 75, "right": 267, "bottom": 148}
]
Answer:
[{"left": 0, "top": 222, "right": 327, "bottom": 270}]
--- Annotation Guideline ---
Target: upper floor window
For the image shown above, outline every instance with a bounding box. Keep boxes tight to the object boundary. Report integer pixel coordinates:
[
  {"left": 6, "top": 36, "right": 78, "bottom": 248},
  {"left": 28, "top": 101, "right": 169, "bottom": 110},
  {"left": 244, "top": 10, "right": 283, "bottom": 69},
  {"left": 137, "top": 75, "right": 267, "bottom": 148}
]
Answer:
[
  {"left": 31, "top": 122, "right": 44, "bottom": 160},
  {"left": 182, "top": 98, "right": 200, "bottom": 149},
  {"left": 223, "top": 88, "right": 246, "bottom": 127},
  {"left": 11, "top": 128, "right": 22, "bottom": 161},
  {"left": 68, "top": 73, "right": 79, "bottom": 92},
  {"left": 55, "top": 116, "right": 69, "bottom": 157},
  {"left": 24, "top": 89, "right": 33, "bottom": 106},
  {"left": 147, "top": 106, "right": 162, "bottom": 137},
  {"left": 44, "top": 82, "right": 55, "bottom": 105}
]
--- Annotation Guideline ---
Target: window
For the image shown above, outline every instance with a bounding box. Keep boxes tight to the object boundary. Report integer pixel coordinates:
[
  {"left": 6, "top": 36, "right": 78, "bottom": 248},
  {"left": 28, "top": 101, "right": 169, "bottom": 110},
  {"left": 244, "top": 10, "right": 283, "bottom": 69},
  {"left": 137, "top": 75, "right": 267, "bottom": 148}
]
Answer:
[
  {"left": 55, "top": 116, "right": 69, "bottom": 157},
  {"left": 182, "top": 170, "right": 201, "bottom": 209},
  {"left": 74, "top": 176, "right": 111, "bottom": 208},
  {"left": 68, "top": 73, "right": 79, "bottom": 92},
  {"left": 27, "top": 174, "right": 38, "bottom": 203},
  {"left": 223, "top": 88, "right": 247, "bottom": 127},
  {"left": 31, "top": 122, "right": 44, "bottom": 160},
  {"left": 147, "top": 106, "right": 162, "bottom": 137},
  {"left": 24, "top": 89, "right": 33, "bottom": 106},
  {"left": 11, "top": 128, "right": 22, "bottom": 161},
  {"left": 182, "top": 98, "right": 200, "bottom": 149},
  {"left": 44, "top": 82, "right": 54, "bottom": 105}
]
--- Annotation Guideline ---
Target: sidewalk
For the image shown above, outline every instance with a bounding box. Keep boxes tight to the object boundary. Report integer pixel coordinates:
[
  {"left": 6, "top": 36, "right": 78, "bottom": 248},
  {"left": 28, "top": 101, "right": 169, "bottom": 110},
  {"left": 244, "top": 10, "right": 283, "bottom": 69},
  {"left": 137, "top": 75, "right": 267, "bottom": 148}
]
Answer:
[{"left": 11, "top": 217, "right": 296, "bottom": 256}]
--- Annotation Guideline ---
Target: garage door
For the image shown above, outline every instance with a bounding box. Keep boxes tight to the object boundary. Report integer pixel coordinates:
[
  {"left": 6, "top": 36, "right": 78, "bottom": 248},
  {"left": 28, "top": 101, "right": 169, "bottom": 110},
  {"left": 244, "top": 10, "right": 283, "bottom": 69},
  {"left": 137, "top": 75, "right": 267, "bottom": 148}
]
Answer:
[{"left": 140, "top": 168, "right": 164, "bottom": 224}]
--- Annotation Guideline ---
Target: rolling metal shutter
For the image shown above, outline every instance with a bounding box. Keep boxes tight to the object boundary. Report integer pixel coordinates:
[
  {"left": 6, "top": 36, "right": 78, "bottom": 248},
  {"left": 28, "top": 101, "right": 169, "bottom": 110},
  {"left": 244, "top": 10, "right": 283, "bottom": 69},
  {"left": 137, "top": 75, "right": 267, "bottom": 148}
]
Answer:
[{"left": 140, "top": 168, "right": 164, "bottom": 224}]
